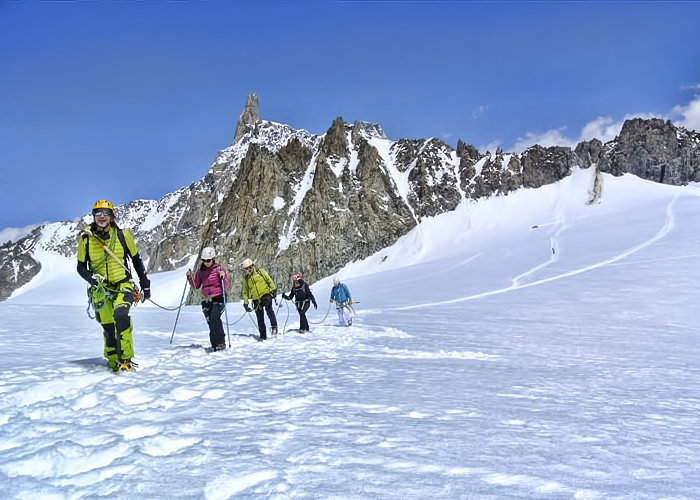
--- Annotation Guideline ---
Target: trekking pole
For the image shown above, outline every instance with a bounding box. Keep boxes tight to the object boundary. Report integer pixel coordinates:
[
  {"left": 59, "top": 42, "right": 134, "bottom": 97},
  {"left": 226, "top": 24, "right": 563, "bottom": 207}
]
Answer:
[
  {"left": 170, "top": 278, "right": 189, "bottom": 344},
  {"left": 221, "top": 278, "right": 231, "bottom": 348}
]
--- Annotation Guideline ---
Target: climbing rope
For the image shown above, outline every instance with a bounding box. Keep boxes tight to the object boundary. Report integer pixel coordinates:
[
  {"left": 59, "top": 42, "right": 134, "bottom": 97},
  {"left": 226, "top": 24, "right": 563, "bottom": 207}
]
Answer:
[
  {"left": 146, "top": 297, "right": 188, "bottom": 311},
  {"left": 279, "top": 298, "right": 292, "bottom": 333},
  {"left": 225, "top": 309, "right": 250, "bottom": 327},
  {"left": 235, "top": 295, "right": 289, "bottom": 332},
  {"left": 309, "top": 301, "right": 332, "bottom": 324}
]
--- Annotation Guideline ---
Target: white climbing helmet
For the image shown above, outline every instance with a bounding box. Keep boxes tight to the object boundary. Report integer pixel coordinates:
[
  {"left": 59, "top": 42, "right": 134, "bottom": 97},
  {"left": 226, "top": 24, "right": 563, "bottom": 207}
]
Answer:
[
  {"left": 241, "top": 258, "right": 255, "bottom": 269},
  {"left": 201, "top": 247, "right": 216, "bottom": 260},
  {"left": 333, "top": 277, "right": 340, "bottom": 286}
]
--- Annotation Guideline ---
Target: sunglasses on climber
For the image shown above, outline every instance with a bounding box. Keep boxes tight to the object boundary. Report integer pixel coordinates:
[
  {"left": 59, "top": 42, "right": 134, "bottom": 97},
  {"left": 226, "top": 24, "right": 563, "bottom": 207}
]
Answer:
[
  {"left": 93, "top": 209, "right": 113, "bottom": 217},
  {"left": 202, "top": 259, "right": 213, "bottom": 263}
]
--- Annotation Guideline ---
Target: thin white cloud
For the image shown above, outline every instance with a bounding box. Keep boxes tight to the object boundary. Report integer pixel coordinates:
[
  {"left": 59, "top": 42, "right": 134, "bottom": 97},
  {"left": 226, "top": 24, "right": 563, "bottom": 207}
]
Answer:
[
  {"left": 478, "top": 140, "right": 503, "bottom": 155},
  {"left": 480, "top": 88, "right": 699, "bottom": 155},
  {"left": 472, "top": 105, "right": 488, "bottom": 119},
  {"left": 672, "top": 93, "right": 700, "bottom": 132},
  {"left": 511, "top": 112, "right": 662, "bottom": 153},
  {"left": 512, "top": 127, "right": 576, "bottom": 153},
  {"left": 579, "top": 116, "right": 619, "bottom": 142}
]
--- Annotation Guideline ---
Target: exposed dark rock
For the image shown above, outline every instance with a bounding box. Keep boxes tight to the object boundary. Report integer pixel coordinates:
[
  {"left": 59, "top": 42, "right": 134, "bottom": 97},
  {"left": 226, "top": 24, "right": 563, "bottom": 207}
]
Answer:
[
  {"left": 232, "top": 93, "right": 260, "bottom": 144},
  {"left": 0, "top": 230, "right": 42, "bottom": 301},
  {"left": 521, "top": 145, "right": 581, "bottom": 188},
  {"left": 598, "top": 118, "right": 700, "bottom": 184}
]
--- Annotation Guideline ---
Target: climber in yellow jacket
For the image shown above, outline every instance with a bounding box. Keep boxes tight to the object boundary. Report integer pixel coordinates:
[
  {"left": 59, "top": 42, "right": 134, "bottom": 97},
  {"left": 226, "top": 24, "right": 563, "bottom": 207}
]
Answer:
[
  {"left": 77, "top": 200, "right": 151, "bottom": 371},
  {"left": 241, "top": 258, "right": 277, "bottom": 340}
]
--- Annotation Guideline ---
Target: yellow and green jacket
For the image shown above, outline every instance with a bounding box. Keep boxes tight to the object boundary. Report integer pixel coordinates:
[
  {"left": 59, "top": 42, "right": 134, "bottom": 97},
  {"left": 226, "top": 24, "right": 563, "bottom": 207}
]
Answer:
[
  {"left": 242, "top": 268, "right": 276, "bottom": 302},
  {"left": 77, "top": 225, "right": 146, "bottom": 285}
]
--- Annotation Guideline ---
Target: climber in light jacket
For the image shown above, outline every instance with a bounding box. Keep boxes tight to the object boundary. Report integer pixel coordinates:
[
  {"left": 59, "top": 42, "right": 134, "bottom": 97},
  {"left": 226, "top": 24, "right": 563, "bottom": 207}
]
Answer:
[
  {"left": 329, "top": 277, "right": 353, "bottom": 327},
  {"left": 187, "top": 246, "right": 229, "bottom": 351},
  {"left": 241, "top": 258, "right": 278, "bottom": 340}
]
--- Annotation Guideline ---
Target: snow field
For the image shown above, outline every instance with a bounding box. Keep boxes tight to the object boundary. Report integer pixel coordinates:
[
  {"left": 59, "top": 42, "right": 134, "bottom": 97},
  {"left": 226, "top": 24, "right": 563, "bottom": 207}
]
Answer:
[{"left": 2, "top": 172, "right": 700, "bottom": 498}]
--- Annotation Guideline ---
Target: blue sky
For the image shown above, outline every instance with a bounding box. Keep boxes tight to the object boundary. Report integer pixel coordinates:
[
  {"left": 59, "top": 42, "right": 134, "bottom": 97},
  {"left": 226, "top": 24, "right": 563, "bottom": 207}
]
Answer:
[{"left": 1, "top": 1, "right": 699, "bottom": 230}]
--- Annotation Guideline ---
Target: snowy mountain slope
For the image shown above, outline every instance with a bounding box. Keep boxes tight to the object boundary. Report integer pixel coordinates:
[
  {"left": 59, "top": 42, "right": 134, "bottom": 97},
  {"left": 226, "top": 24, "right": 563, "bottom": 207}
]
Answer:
[
  {"left": 2, "top": 172, "right": 700, "bottom": 498},
  {"left": 4, "top": 109, "right": 697, "bottom": 303}
]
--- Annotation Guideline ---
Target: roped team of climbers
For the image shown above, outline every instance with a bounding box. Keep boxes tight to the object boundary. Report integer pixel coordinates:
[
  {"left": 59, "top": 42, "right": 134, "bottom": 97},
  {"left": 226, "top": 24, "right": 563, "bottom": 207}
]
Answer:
[{"left": 78, "top": 200, "right": 355, "bottom": 371}]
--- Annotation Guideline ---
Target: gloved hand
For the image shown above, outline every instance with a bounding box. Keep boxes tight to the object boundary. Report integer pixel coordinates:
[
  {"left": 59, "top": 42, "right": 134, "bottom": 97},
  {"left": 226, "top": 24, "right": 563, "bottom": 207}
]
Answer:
[
  {"left": 244, "top": 303, "right": 252, "bottom": 312},
  {"left": 90, "top": 273, "right": 103, "bottom": 287},
  {"left": 313, "top": 302, "right": 317, "bottom": 309},
  {"left": 271, "top": 289, "right": 277, "bottom": 299},
  {"left": 329, "top": 299, "right": 333, "bottom": 303},
  {"left": 348, "top": 300, "right": 353, "bottom": 306},
  {"left": 140, "top": 278, "right": 151, "bottom": 300},
  {"left": 186, "top": 269, "right": 192, "bottom": 278}
]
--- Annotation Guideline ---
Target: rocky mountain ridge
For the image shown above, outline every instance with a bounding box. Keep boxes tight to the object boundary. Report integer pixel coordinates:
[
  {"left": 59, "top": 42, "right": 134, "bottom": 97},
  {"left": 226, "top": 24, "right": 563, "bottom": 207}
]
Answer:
[{"left": 1, "top": 95, "right": 698, "bottom": 301}]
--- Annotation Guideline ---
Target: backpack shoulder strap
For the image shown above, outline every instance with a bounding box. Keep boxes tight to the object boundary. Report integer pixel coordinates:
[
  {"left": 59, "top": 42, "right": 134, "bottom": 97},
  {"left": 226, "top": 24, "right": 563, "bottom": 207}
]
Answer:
[
  {"left": 81, "top": 232, "right": 91, "bottom": 266},
  {"left": 116, "top": 228, "right": 134, "bottom": 279},
  {"left": 257, "top": 269, "right": 274, "bottom": 289},
  {"left": 116, "top": 229, "right": 133, "bottom": 259}
]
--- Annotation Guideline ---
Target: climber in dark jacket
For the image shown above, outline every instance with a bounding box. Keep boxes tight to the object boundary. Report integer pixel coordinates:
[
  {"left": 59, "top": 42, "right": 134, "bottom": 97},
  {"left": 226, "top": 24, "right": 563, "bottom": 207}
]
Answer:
[{"left": 282, "top": 273, "right": 317, "bottom": 333}]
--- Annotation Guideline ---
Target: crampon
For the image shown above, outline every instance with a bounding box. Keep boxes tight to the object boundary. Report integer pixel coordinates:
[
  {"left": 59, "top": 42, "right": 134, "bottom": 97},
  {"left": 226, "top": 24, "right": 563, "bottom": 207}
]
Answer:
[{"left": 117, "top": 359, "right": 138, "bottom": 372}]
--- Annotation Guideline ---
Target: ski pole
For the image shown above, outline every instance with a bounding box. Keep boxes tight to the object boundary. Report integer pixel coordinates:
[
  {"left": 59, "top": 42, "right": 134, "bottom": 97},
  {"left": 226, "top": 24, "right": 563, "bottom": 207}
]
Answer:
[
  {"left": 170, "top": 278, "right": 189, "bottom": 344},
  {"left": 221, "top": 278, "right": 231, "bottom": 348}
]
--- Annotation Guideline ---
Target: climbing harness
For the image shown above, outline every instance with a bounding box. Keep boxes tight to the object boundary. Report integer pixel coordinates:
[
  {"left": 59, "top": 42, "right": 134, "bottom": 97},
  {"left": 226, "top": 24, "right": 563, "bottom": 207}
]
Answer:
[
  {"left": 89, "top": 275, "right": 109, "bottom": 311},
  {"left": 82, "top": 229, "right": 142, "bottom": 306}
]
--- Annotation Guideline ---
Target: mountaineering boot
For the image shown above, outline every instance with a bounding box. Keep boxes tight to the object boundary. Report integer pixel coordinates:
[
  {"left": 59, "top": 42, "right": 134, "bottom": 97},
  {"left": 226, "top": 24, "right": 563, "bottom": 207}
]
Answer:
[
  {"left": 347, "top": 318, "right": 352, "bottom": 326},
  {"left": 117, "top": 359, "right": 138, "bottom": 372},
  {"left": 271, "top": 327, "right": 278, "bottom": 336},
  {"left": 214, "top": 344, "right": 226, "bottom": 351}
]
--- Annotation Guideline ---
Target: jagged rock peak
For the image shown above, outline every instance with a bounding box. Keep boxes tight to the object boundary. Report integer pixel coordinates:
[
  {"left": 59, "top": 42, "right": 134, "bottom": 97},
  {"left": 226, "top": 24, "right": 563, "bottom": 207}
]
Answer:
[
  {"left": 232, "top": 93, "right": 260, "bottom": 144},
  {"left": 599, "top": 117, "right": 700, "bottom": 184},
  {"left": 352, "top": 120, "right": 388, "bottom": 141},
  {"left": 320, "top": 117, "right": 350, "bottom": 158}
]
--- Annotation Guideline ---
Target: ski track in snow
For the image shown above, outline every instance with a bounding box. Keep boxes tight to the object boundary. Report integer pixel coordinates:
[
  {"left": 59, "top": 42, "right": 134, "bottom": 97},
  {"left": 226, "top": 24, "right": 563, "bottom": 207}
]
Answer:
[
  {"left": 393, "top": 193, "right": 679, "bottom": 311},
  {"left": 511, "top": 217, "right": 566, "bottom": 287}
]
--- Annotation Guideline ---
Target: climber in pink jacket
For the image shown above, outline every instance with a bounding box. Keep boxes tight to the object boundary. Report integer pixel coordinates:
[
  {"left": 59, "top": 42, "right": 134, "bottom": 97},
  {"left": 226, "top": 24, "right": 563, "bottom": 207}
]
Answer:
[{"left": 186, "top": 247, "right": 230, "bottom": 351}]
